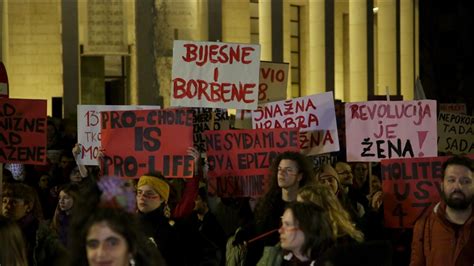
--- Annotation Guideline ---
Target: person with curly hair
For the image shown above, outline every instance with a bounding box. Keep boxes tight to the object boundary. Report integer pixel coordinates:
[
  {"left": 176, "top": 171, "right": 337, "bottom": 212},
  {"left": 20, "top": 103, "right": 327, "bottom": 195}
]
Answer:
[{"left": 243, "top": 151, "right": 314, "bottom": 265}]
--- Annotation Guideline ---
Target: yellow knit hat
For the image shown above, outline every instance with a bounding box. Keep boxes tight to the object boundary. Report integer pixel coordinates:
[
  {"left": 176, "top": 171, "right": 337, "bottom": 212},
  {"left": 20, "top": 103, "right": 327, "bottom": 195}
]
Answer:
[{"left": 138, "top": 175, "right": 170, "bottom": 202}]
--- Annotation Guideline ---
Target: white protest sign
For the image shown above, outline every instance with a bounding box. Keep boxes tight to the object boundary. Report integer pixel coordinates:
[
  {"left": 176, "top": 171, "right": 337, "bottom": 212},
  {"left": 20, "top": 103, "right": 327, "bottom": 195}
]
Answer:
[
  {"left": 77, "top": 105, "right": 158, "bottom": 165},
  {"left": 252, "top": 92, "right": 339, "bottom": 155},
  {"left": 171, "top": 40, "right": 261, "bottom": 110},
  {"left": 437, "top": 111, "right": 473, "bottom": 154}
]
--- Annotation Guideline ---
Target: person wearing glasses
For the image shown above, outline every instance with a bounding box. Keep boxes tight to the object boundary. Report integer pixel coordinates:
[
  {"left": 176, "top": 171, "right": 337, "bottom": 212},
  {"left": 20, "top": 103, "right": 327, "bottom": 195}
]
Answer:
[
  {"left": 257, "top": 202, "right": 335, "bottom": 265},
  {"left": 242, "top": 151, "right": 313, "bottom": 265},
  {"left": 135, "top": 173, "right": 183, "bottom": 266}
]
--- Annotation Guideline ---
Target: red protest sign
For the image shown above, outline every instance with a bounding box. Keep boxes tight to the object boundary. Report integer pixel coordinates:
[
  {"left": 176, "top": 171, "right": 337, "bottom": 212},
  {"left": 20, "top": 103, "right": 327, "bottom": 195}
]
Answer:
[
  {"left": 0, "top": 99, "right": 47, "bottom": 164},
  {"left": 381, "top": 156, "right": 473, "bottom": 228},
  {"left": 204, "top": 128, "right": 300, "bottom": 197},
  {"left": 0, "top": 62, "right": 8, "bottom": 98},
  {"left": 100, "top": 108, "right": 194, "bottom": 179}
]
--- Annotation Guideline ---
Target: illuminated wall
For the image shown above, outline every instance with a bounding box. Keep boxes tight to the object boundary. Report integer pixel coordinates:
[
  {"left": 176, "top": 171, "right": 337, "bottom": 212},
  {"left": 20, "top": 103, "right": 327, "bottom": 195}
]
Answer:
[{"left": 3, "top": 0, "right": 63, "bottom": 116}]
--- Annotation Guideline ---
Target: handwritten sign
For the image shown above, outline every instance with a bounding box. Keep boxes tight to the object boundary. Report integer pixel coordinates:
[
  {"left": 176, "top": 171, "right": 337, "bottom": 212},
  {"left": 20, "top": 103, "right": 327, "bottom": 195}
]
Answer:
[
  {"left": 439, "top": 103, "right": 467, "bottom": 114},
  {"left": 309, "top": 153, "right": 339, "bottom": 170},
  {"left": 258, "top": 61, "right": 289, "bottom": 104},
  {"left": 345, "top": 100, "right": 437, "bottom": 162},
  {"left": 193, "top": 108, "right": 231, "bottom": 153},
  {"left": 204, "top": 128, "right": 300, "bottom": 197},
  {"left": 77, "top": 105, "right": 158, "bottom": 165},
  {"left": 252, "top": 92, "right": 339, "bottom": 155},
  {"left": 100, "top": 108, "right": 194, "bottom": 178},
  {"left": 437, "top": 111, "right": 473, "bottom": 154},
  {"left": 234, "top": 61, "right": 289, "bottom": 129},
  {"left": 0, "top": 99, "right": 47, "bottom": 165},
  {"left": 381, "top": 155, "right": 474, "bottom": 228},
  {"left": 171, "top": 40, "right": 261, "bottom": 110}
]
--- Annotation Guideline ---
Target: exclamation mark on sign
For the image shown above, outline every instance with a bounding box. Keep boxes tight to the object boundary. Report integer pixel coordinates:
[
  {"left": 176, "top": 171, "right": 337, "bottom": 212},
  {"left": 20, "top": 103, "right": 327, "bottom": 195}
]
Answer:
[{"left": 417, "top": 131, "right": 428, "bottom": 157}]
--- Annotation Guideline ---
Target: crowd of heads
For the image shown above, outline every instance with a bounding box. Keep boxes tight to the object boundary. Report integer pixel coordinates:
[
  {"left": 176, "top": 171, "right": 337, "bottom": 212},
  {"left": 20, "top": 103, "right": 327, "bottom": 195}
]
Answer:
[{"left": 0, "top": 115, "right": 473, "bottom": 266}]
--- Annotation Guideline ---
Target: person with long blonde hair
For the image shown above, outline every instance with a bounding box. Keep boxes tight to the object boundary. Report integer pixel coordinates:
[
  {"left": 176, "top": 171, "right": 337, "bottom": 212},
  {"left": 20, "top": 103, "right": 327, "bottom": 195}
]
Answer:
[{"left": 297, "top": 185, "right": 364, "bottom": 243}]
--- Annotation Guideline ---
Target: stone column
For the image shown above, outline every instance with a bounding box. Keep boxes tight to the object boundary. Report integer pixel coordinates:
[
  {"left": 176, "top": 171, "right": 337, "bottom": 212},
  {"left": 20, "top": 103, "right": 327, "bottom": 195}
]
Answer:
[
  {"left": 259, "top": 0, "right": 272, "bottom": 61},
  {"left": 400, "top": 0, "right": 415, "bottom": 100},
  {"left": 349, "top": 0, "right": 368, "bottom": 101},
  {"left": 377, "top": 0, "right": 397, "bottom": 95},
  {"left": 308, "top": 0, "right": 326, "bottom": 95}
]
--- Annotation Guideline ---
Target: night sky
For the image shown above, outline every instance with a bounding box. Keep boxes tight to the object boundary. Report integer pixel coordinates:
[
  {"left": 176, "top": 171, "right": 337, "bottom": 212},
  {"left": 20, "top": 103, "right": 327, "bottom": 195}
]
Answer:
[{"left": 419, "top": 0, "right": 474, "bottom": 114}]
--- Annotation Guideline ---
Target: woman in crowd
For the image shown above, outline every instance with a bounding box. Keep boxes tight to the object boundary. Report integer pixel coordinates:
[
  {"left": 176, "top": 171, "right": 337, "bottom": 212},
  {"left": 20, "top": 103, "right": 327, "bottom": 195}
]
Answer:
[
  {"left": 136, "top": 173, "right": 183, "bottom": 265},
  {"left": 2, "top": 182, "right": 67, "bottom": 266},
  {"left": 50, "top": 183, "right": 80, "bottom": 246},
  {"left": 297, "top": 185, "right": 364, "bottom": 243},
  {"left": 70, "top": 207, "right": 164, "bottom": 266},
  {"left": 257, "top": 202, "right": 335, "bottom": 265},
  {"left": 69, "top": 175, "right": 164, "bottom": 266},
  {"left": 241, "top": 151, "right": 314, "bottom": 265},
  {"left": 314, "top": 164, "right": 365, "bottom": 220},
  {"left": 0, "top": 216, "right": 28, "bottom": 266}
]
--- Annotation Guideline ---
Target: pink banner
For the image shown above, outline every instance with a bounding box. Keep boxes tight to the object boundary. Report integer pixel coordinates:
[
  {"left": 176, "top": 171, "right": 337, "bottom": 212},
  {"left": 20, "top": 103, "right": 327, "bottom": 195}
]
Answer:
[{"left": 345, "top": 100, "right": 437, "bottom": 162}]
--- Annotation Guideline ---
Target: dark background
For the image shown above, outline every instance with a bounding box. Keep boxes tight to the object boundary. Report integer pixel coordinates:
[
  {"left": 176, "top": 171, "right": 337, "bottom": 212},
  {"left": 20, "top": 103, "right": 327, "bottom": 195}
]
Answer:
[{"left": 419, "top": 0, "right": 474, "bottom": 114}]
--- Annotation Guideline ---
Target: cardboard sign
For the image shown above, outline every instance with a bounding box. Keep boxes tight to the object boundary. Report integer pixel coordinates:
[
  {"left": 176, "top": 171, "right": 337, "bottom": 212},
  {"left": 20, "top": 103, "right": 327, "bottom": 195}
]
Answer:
[
  {"left": 0, "top": 99, "right": 47, "bottom": 164},
  {"left": 439, "top": 103, "right": 467, "bottom": 114},
  {"left": 345, "top": 100, "right": 437, "bottom": 162},
  {"left": 100, "top": 108, "right": 194, "bottom": 178},
  {"left": 204, "top": 128, "right": 300, "bottom": 197},
  {"left": 258, "top": 61, "right": 289, "bottom": 104},
  {"left": 381, "top": 155, "right": 474, "bottom": 228},
  {"left": 171, "top": 40, "right": 261, "bottom": 110},
  {"left": 234, "top": 61, "right": 289, "bottom": 129},
  {"left": 77, "top": 105, "right": 158, "bottom": 165},
  {"left": 193, "top": 108, "right": 231, "bottom": 153},
  {"left": 437, "top": 111, "right": 473, "bottom": 154},
  {"left": 252, "top": 92, "right": 339, "bottom": 156}
]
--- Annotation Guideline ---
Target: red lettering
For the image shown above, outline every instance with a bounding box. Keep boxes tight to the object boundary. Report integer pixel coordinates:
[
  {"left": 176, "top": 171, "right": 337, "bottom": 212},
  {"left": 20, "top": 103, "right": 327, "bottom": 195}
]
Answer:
[
  {"left": 241, "top": 47, "right": 255, "bottom": 64},
  {"left": 173, "top": 78, "right": 187, "bottom": 98},
  {"left": 181, "top": 43, "right": 256, "bottom": 66},
  {"left": 275, "top": 70, "right": 285, "bottom": 81},
  {"left": 171, "top": 78, "right": 256, "bottom": 104},
  {"left": 261, "top": 68, "right": 272, "bottom": 80},
  {"left": 218, "top": 45, "right": 229, "bottom": 62},
  {"left": 182, "top": 44, "right": 198, "bottom": 62},
  {"left": 209, "top": 44, "right": 219, "bottom": 63}
]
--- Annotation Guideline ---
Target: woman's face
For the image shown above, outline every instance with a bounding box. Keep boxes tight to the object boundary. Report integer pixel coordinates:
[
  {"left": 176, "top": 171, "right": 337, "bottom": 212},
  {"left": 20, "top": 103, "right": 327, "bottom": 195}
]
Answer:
[
  {"left": 58, "top": 191, "right": 74, "bottom": 212},
  {"left": 278, "top": 209, "right": 305, "bottom": 254},
  {"left": 136, "top": 185, "right": 162, "bottom": 213},
  {"left": 86, "top": 221, "right": 130, "bottom": 266},
  {"left": 317, "top": 166, "right": 339, "bottom": 195}
]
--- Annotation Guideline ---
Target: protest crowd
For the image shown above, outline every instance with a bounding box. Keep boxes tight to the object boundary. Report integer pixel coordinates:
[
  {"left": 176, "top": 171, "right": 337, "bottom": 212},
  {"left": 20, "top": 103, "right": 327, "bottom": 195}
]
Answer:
[{"left": 1, "top": 41, "right": 473, "bottom": 266}]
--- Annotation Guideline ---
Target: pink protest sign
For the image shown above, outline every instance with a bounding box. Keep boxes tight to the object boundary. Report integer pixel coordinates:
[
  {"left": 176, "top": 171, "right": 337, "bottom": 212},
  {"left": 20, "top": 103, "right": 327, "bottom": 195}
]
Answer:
[
  {"left": 171, "top": 40, "right": 261, "bottom": 110},
  {"left": 345, "top": 100, "right": 437, "bottom": 162}
]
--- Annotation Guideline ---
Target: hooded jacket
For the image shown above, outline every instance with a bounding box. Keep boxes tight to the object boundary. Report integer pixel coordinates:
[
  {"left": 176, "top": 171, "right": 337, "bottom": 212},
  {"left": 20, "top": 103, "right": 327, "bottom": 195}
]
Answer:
[{"left": 410, "top": 201, "right": 474, "bottom": 266}]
